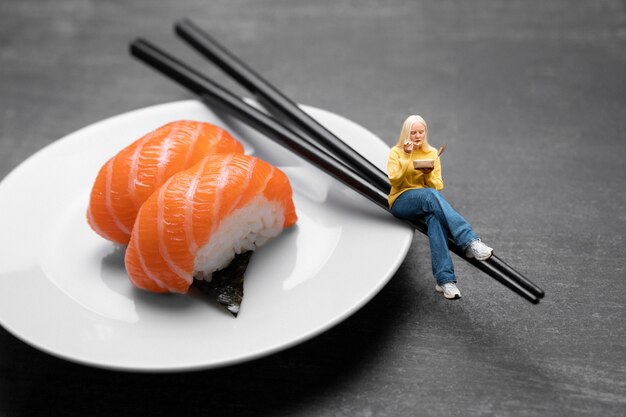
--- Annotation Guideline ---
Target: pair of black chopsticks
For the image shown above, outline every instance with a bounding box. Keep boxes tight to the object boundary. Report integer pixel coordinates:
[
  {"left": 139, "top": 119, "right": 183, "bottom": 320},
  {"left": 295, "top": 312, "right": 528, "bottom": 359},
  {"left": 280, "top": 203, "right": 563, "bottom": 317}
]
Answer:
[{"left": 129, "top": 19, "right": 545, "bottom": 304}]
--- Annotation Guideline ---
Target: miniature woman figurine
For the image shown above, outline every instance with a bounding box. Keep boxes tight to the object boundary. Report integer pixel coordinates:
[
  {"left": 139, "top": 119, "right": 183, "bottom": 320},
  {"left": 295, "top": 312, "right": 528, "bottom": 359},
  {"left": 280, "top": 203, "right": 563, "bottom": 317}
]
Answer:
[{"left": 387, "top": 115, "right": 493, "bottom": 300}]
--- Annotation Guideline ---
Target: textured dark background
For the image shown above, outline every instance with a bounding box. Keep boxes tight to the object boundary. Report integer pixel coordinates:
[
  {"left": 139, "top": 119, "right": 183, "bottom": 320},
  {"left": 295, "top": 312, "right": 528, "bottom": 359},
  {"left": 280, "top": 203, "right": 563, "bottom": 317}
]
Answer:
[{"left": 1, "top": 1, "right": 625, "bottom": 416}]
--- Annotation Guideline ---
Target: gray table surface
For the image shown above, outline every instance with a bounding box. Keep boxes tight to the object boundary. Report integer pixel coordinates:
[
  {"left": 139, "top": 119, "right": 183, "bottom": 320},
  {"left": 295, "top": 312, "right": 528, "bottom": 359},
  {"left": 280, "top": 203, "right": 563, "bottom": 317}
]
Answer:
[{"left": 1, "top": 1, "right": 624, "bottom": 416}]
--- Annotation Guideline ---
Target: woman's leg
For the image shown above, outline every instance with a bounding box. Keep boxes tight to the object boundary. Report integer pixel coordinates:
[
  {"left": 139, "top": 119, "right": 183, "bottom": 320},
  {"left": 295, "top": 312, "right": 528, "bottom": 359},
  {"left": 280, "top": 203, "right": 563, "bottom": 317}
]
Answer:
[
  {"left": 391, "top": 190, "right": 456, "bottom": 285},
  {"left": 391, "top": 189, "right": 477, "bottom": 248},
  {"left": 424, "top": 214, "right": 456, "bottom": 285},
  {"left": 416, "top": 189, "right": 478, "bottom": 249}
]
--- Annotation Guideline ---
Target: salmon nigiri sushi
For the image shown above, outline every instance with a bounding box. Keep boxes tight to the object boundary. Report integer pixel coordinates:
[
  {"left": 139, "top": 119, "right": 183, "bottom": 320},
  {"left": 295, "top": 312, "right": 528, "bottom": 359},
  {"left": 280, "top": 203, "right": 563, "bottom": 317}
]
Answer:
[
  {"left": 125, "top": 153, "right": 297, "bottom": 296},
  {"left": 87, "top": 120, "right": 244, "bottom": 244}
]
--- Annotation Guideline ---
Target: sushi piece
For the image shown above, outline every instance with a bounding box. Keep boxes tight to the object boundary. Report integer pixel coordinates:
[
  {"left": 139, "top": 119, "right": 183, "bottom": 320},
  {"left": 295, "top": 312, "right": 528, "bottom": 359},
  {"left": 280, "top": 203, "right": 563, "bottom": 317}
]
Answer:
[
  {"left": 124, "top": 153, "right": 297, "bottom": 313},
  {"left": 87, "top": 120, "right": 244, "bottom": 244}
]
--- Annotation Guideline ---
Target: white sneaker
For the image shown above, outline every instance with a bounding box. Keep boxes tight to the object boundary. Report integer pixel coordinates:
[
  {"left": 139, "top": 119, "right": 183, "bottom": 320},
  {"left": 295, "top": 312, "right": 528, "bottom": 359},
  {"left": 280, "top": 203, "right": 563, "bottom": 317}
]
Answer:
[
  {"left": 435, "top": 282, "right": 462, "bottom": 299},
  {"left": 465, "top": 239, "right": 493, "bottom": 261}
]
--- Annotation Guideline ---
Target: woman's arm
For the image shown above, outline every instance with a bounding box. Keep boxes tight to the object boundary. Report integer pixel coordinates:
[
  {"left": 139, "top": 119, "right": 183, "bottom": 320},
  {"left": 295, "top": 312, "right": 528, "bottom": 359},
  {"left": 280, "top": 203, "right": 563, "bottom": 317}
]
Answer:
[
  {"left": 387, "top": 147, "right": 410, "bottom": 188},
  {"left": 424, "top": 154, "right": 444, "bottom": 190}
]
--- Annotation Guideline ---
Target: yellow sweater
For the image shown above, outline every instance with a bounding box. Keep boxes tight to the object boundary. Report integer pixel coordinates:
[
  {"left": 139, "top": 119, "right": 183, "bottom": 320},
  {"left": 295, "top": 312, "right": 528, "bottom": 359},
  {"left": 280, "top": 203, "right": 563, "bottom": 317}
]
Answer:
[{"left": 387, "top": 146, "right": 444, "bottom": 207}]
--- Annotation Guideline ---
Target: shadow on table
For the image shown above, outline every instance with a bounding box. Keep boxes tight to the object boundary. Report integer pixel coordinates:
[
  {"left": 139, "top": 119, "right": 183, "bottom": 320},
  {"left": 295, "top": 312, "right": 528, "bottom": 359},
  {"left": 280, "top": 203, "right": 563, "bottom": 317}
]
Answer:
[
  {"left": 0, "top": 245, "right": 564, "bottom": 417},
  {"left": 0, "top": 270, "right": 414, "bottom": 417}
]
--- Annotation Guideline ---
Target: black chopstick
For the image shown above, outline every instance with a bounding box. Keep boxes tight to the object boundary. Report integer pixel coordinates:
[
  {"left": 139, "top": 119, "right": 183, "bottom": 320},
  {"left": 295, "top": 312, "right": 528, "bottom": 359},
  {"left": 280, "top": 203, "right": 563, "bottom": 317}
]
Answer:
[
  {"left": 175, "top": 18, "right": 391, "bottom": 194},
  {"left": 489, "top": 255, "right": 544, "bottom": 297},
  {"left": 129, "top": 38, "right": 542, "bottom": 304},
  {"left": 171, "top": 20, "right": 545, "bottom": 302},
  {"left": 130, "top": 40, "right": 389, "bottom": 208}
]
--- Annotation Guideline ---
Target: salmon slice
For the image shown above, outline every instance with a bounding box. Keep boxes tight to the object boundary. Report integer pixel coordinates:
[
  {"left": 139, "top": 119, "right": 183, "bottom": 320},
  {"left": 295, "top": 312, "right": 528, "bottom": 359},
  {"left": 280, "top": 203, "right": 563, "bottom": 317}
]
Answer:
[
  {"left": 87, "top": 120, "right": 244, "bottom": 244},
  {"left": 125, "top": 154, "right": 297, "bottom": 294}
]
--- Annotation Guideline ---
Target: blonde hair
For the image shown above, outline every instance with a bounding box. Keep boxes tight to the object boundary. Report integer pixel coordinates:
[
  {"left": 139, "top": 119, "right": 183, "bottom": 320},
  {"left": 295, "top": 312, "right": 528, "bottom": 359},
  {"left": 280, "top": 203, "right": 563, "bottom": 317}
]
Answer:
[{"left": 395, "top": 115, "right": 436, "bottom": 151}]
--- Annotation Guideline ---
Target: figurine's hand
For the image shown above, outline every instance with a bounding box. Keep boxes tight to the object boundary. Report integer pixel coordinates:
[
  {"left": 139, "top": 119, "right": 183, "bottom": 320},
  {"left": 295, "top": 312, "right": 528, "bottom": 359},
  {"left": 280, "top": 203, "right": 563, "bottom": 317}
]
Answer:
[
  {"left": 403, "top": 141, "right": 415, "bottom": 153},
  {"left": 417, "top": 167, "right": 434, "bottom": 174}
]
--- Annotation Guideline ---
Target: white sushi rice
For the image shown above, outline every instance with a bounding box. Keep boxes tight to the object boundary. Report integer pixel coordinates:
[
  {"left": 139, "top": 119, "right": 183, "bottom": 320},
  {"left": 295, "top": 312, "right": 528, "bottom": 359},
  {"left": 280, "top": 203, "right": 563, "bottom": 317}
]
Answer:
[{"left": 193, "top": 195, "right": 285, "bottom": 281}]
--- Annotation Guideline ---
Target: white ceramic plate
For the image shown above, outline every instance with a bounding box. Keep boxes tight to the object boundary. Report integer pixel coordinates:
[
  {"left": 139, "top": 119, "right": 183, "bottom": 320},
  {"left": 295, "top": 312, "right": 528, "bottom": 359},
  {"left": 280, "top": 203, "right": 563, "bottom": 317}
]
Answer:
[{"left": 0, "top": 100, "right": 412, "bottom": 372}]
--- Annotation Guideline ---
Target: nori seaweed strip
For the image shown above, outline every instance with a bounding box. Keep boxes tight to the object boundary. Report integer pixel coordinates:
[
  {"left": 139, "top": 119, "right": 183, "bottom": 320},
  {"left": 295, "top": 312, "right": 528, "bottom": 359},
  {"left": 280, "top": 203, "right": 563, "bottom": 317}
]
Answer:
[{"left": 191, "top": 251, "right": 253, "bottom": 317}]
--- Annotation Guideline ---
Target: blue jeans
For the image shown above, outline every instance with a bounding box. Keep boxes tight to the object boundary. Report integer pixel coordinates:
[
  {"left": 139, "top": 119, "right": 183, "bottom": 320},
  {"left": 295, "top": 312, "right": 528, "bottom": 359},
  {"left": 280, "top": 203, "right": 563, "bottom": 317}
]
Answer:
[{"left": 390, "top": 188, "right": 478, "bottom": 285}]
